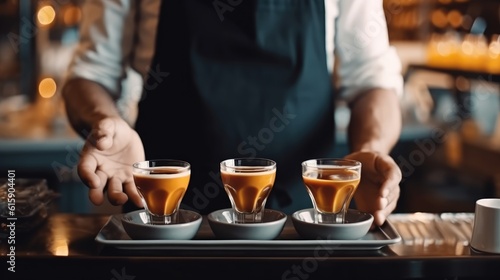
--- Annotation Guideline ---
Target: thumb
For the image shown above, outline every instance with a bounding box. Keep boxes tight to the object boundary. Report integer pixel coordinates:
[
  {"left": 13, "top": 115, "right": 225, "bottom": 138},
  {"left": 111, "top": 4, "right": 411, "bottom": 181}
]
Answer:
[{"left": 88, "top": 118, "right": 115, "bottom": 151}]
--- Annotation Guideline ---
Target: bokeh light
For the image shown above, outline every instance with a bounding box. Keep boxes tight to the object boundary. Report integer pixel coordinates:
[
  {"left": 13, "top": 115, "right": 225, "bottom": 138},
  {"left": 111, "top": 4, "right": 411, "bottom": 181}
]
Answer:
[
  {"left": 447, "top": 10, "right": 463, "bottom": 29},
  {"left": 63, "top": 5, "right": 82, "bottom": 26},
  {"left": 39, "top": 78, "right": 57, "bottom": 98},
  {"left": 37, "top": 5, "right": 56, "bottom": 26},
  {"left": 431, "top": 9, "right": 448, "bottom": 29}
]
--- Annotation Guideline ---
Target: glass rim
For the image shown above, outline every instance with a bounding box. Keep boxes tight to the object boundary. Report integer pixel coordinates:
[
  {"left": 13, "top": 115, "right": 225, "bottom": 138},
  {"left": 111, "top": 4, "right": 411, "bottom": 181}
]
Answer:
[
  {"left": 133, "top": 159, "right": 191, "bottom": 172},
  {"left": 301, "top": 158, "right": 361, "bottom": 169},
  {"left": 220, "top": 157, "right": 276, "bottom": 170}
]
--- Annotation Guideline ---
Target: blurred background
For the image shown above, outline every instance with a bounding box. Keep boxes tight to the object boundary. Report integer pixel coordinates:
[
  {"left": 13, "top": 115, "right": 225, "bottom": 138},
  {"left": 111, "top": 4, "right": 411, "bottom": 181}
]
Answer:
[{"left": 0, "top": 0, "right": 499, "bottom": 214}]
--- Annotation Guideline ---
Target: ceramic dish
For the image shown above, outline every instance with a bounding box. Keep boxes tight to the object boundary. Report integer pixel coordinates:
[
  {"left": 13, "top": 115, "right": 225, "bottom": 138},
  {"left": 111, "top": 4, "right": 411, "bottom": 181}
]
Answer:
[
  {"left": 207, "top": 208, "right": 287, "bottom": 240},
  {"left": 121, "top": 209, "right": 202, "bottom": 240},
  {"left": 292, "top": 208, "right": 374, "bottom": 240}
]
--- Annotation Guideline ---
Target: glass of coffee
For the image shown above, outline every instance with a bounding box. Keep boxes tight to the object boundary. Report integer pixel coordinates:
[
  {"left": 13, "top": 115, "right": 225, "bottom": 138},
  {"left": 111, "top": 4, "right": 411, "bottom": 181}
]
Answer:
[
  {"left": 302, "top": 158, "right": 361, "bottom": 224},
  {"left": 220, "top": 158, "right": 276, "bottom": 223},
  {"left": 132, "top": 159, "right": 191, "bottom": 225}
]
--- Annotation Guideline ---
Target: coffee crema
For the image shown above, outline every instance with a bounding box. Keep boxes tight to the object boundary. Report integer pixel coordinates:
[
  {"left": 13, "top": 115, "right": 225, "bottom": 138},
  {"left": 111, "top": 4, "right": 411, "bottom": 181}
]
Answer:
[
  {"left": 221, "top": 169, "right": 276, "bottom": 214},
  {"left": 303, "top": 169, "right": 360, "bottom": 214},
  {"left": 133, "top": 169, "right": 190, "bottom": 216}
]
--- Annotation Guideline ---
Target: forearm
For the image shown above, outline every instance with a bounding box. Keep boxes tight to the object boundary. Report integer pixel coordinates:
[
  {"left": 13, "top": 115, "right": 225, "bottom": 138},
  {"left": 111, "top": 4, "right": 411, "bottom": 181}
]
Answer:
[
  {"left": 347, "top": 88, "right": 402, "bottom": 154},
  {"left": 62, "top": 78, "right": 121, "bottom": 138}
]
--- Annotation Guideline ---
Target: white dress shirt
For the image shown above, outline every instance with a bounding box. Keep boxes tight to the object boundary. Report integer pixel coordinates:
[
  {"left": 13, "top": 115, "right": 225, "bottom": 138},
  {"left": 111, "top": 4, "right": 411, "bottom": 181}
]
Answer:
[{"left": 67, "top": 0, "right": 403, "bottom": 102}]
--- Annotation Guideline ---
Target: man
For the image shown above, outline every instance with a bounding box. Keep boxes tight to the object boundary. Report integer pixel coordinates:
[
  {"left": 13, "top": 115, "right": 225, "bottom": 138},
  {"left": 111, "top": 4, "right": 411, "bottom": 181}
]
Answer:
[{"left": 62, "top": 0, "right": 403, "bottom": 226}]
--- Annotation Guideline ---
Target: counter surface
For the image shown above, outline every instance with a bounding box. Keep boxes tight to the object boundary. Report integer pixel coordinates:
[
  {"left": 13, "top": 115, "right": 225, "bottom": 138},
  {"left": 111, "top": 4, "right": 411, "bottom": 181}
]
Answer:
[{"left": 1, "top": 212, "right": 500, "bottom": 280}]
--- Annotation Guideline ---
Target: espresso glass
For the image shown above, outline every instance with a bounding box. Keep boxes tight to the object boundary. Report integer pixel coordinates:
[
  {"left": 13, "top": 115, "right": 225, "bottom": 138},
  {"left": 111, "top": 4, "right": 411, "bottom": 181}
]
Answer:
[
  {"left": 132, "top": 159, "right": 190, "bottom": 225},
  {"left": 220, "top": 158, "right": 276, "bottom": 223},
  {"left": 302, "top": 158, "right": 361, "bottom": 224}
]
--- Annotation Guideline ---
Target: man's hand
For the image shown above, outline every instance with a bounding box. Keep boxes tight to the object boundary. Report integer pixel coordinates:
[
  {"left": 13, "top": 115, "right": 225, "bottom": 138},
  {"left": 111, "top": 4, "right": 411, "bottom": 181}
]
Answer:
[
  {"left": 345, "top": 88, "right": 402, "bottom": 227},
  {"left": 78, "top": 116, "right": 145, "bottom": 207},
  {"left": 345, "top": 151, "right": 401, "bottom": 227}
]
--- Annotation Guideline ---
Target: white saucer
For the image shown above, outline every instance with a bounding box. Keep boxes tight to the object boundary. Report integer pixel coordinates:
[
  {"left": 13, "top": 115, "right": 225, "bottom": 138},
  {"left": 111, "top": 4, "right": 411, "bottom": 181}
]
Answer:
[
  {"left": 121, "top": 209, "right": 202, "bottom": 240},
  {"left": 292, "top": 208, "right": 374, "bottom": 240},
  {"left": 207, "top": 208, "right": 287, "bottom": 240}
]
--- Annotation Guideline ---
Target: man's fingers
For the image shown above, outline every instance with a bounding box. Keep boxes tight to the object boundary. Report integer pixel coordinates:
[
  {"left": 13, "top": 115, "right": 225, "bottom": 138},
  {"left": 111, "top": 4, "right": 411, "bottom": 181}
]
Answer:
[
  {"left": 372, "top": 211, "right": 386, "bottom": 227},
  {"left": 376, "top": 184, "right": 400, "bottom": 210},
  {"left": 375, "top": 173, "right": 400, "bottom": 223},
  {"left": 373, "top": 195, "right": 399, "bottom": 227},
  {"left": 88, "top": 169, "right": 108, "bottom": 205},
  {"left": 368, "top": 155, "right": 401, "bottom": 227},
  {"left": 88, "top": 188, "right": 104, "bottom": 206},
  {"left": 107, "top": 176, "right": 129, "bottom": 206},
  {"left": 375, "top": 156, "right": 402, "bottom": 198},
  {"left": 386, "top": 184, "right": 400, "bottom": 207},
  {"left": 124, "top": 180, "right": 143, "bottom": 208},
  {"left": 78, "top": 155, "right": 106, "bottom": 205},
  {"left": 77, "top": 154, "right": 97, "bottom": 187}
]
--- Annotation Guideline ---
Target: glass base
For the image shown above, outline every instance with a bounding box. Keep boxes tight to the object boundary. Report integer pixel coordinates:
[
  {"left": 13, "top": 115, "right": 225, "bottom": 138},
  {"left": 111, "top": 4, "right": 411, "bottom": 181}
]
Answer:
[
  {"left": 314, "top": 210, "right": 346, "bottom": 224},
  {"left": 232, "top": 211, "right": 263, "bottom": 224},
  {"left": 147, "top": 212, "right": 179, "bottom": 225}
]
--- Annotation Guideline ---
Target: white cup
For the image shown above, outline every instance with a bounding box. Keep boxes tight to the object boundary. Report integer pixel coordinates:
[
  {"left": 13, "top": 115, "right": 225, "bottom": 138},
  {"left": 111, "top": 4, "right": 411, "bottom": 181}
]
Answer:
[{"left": 470, "top": 198, "right": 500, "bottom": 254}]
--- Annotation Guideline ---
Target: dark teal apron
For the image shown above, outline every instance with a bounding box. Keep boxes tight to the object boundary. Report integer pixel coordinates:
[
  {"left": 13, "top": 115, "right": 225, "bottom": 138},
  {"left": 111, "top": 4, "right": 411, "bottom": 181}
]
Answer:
[{"left": 134, "top": 0, "right": 336, "bottom": 215}]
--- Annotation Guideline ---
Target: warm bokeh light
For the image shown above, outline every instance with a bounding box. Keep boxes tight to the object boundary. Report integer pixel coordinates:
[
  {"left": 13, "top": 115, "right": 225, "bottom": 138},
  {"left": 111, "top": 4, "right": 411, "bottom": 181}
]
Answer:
[
  {"left": 431, "top": 9, "right": 448, "bottom": 29},
  {"left": 63, "top": 5, "right": 82, "bottom": 26},
  {"left": 49, "top": 220, "right": 69, "bottom": 256},
  {"left": 52, "top": 238, "right": 69, "bottom": 256},
  {"left": 37, "top": 5, "right": 56, "bottom": 26},
  {"left": 447, "top": 10, "right": 463, "bottom": 29},
  {"left": 39, "top": 78, "right": 57, "bottom": 98},
  {"left": 488, "top": 35, "right": 500, "bottom": 73},
  {"left": 460, "top": 34, "right": 488, "bottom": 71},
  {"left": 489, "top": 35, "right": 500, "bottom": 57}
]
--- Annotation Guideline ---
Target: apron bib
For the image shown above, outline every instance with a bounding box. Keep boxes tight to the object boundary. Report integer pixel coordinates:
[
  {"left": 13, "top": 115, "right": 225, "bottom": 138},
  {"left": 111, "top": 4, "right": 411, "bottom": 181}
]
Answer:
[{"left": 135, "top": 0, "right": 336, "bottom": 214}]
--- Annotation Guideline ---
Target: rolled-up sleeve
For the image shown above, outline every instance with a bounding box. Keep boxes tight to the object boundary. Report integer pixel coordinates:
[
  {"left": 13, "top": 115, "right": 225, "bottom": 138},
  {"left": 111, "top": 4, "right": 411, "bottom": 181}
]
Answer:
[
  {"left": 66, "top": 0, "right": 136, "bottom": 97},
  {"left": 334, "top": 0, "right": 403, "bottom": 101}
]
